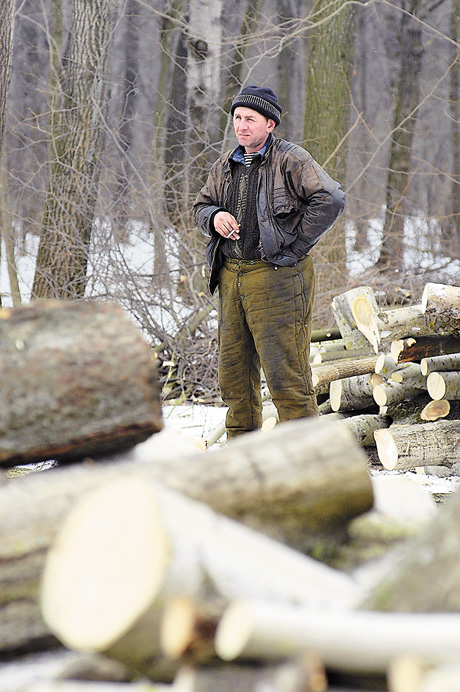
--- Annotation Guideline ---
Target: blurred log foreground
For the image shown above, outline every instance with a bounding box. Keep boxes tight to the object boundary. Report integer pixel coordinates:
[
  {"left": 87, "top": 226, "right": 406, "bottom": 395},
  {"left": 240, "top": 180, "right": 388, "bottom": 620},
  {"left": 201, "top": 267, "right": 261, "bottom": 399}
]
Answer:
[
  {"left": 0, "top": 300, "right": 163, "bottom": 466},
  {"left": 2, "top": 296, "right": 460, "bottom": 692}
]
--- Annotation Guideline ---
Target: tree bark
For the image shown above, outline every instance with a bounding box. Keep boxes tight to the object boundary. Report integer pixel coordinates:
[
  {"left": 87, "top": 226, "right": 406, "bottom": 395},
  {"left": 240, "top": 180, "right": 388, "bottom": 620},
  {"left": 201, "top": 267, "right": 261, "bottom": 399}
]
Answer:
[
  {"left": 362, "top": 486, "right": 460, "bottom": 612},
  {"left": 0, "top": 300, "right": 162, "bottom": 467},
  {"left": 32, "top": 0, "right": 118, "bottom": 299},
  {"left": 41, "top": 477, "right": 361, "bottom": 678},
  {"left": 374, "top": 420, "right": 460, "bottom": 470},
  {"left": 311, "top": 355, "right": 378, "bottom": 390},
  {"left": 377, "top": 14, "right": 423, "bottom": 271},
  {"left": 215, "top": 599, "right": 460, "bottom": 673},
  {"left": 0, "top": 415, "right": 372, "bottom": 653},
  {"left": 0, "top": 0, "right": 14, "bottom": 164},
  {"left": 391, "top": 335, "right": 460, "bottom": 363},
  {"left": 421, "top": 352, "right": 460, "bottom": 376}
]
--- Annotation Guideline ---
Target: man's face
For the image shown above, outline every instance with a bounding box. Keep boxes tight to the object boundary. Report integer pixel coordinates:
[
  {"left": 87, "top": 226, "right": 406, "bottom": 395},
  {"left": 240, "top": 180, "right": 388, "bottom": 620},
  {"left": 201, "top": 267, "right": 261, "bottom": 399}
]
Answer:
[{"left": 233, "top": 107, "right": 275, "bottom": 153}]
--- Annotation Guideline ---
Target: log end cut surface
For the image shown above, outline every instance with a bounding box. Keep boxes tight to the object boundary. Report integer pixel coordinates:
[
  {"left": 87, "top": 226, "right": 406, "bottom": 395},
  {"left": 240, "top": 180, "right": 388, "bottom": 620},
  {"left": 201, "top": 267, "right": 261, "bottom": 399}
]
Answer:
[
  {"left": 41, "top": 475, "right": 170, "bottom": 652},
  {"left": 374, "top": 429, "right": 398, "bottom": 470}
]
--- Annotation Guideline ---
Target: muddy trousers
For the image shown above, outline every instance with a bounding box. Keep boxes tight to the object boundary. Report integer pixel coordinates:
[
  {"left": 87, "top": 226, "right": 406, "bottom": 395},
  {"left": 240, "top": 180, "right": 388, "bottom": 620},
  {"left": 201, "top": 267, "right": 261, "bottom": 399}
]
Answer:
[{"left": 218, "top": 255, "right": 318, "bottom": 440}]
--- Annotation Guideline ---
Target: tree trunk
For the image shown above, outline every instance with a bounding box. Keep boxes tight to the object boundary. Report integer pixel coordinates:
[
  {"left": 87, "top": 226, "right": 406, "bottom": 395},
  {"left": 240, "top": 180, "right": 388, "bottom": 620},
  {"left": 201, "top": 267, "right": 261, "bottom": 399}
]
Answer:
[
  {"left": 377, "top": 14, "right": 423, "bottom": 270},
  {"left": 0, "top": 0, "right": 14, "bottom": 166},
  {"left": 215, "top": 599, "right": 460, "bottom": 673},
  {"left": 311, "top": 355, "right": 378, "bottom": 391},
  {"left": 41, "top": 477, "right": 361, "bottom": 678},
  {"left": 0, "top": 300, "right": 162, "bottom": 466},
  {"left": 374, "top": 420, "right": 460, "bottom": 470},
  {"left": 32, "top": 0, "right": 118, "bottom": 299},
  {"left": 0, "top": 415, "right": 372, "bottom": 653},
  {"left": 303, "top": 0, "right": 356, "bottom": 296},
  {"left": 362, "top": 486, "right": 460, "bottom": 612}
]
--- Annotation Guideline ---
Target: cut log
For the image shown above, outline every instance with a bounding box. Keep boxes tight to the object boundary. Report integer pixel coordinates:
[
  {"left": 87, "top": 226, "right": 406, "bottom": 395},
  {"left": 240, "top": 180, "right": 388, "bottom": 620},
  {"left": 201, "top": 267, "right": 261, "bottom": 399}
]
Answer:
[
  {"left": 311, "top": 355, "right": 378, "bottom": 391},
  {"left": 374, "top": 420, "right": 460, "bottom": 470},
  {"left": 160, "top": 596, "right": 221, "bottom": 665},
  {"left": 390, "top": 363, "right": 424, "bottom": 387},
  {"left": 338, "top": 414, "right": 390, "bottom": 446},
  {"left": 373, "top": 304, "right": 428, "bottom": 341},
  {"left": 331, "top": 286, "right": 379, "bottom": 350},
  {"left": 373, "top": 381, "right": 425, "bottom": 408},
  {"left": 421, "top": 282, "right": 460, "bottom": 337},
  {"left": 390, "top": 335, "right": 460, "bottom": 363},
  {"left": 0, "top": 300, "right": 162, "bottom": 467},
  {"left": 41, "top": 477, "right": 361, "bottom": 678},
  {"left": 421, "top": 353, "right": 460, "bottom": 376},
  {"left": 361, "top": 485, "right": 460, "bottom": 612},
  {"left": 0, "top": 416, "right": 372, "bottom": 653},
  {"left": 311, "top": 327, "right": 342, "bottom": 342},
  {"left": 427, "top": 371, "right": 460, "bottom": 401},
  {"left": 374, "top": 353, "right": 398, "bottom": 376},
  {"left": 420, "top": 399, "right": 451, "bottom": 421},
  {"left": 214, "top": 599, "right": 460, "bottom": 673},
  {"left": 329, "top": 374, "right": 378, "bottom": 413}
]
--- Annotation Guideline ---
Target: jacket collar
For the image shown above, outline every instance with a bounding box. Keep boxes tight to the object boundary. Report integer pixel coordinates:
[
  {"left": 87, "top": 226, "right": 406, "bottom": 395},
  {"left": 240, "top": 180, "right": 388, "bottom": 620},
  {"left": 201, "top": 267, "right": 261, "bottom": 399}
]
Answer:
[{"left": 229, "top": 134, "right": 273, "bottom": 164}]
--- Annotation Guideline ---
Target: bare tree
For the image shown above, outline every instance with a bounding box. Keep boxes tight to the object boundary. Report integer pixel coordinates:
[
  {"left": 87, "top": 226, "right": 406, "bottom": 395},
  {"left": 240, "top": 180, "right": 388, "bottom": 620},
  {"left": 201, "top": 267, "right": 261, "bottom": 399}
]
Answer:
[
  {"left": 32, "top": 0, "right": 118, "bottom": 299},
  {"left": 0, "top": 0, "right": 16, "bottom": 309}
]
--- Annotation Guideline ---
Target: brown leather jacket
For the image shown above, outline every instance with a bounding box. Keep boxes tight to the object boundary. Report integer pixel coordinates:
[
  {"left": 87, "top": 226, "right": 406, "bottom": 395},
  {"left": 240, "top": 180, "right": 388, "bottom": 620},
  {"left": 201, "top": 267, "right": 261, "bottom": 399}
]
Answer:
[{"left": 193, "top": 136, "right": 345, "bottom": 294}]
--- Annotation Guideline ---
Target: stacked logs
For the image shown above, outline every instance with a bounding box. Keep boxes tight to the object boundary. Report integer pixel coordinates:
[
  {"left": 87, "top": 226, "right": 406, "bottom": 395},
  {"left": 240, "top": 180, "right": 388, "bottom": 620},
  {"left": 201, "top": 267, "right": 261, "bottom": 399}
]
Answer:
[
  {"left": 2, "top": 296, "right": 460, "bottom": 692},
  {"left": 315, "top": 282, "right": 460, "bottom": 473}
]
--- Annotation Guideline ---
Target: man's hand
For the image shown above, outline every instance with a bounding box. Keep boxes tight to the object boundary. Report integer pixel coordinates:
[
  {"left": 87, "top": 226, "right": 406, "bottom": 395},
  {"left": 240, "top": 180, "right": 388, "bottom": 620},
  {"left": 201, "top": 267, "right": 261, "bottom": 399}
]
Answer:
[{"left": 213, "top": 211, "right": 240, "bottom": 240}]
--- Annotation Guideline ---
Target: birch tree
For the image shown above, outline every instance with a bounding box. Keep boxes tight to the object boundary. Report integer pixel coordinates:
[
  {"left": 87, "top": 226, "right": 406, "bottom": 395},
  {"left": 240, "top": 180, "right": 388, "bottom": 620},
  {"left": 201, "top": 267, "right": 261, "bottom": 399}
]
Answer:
[{"left": 32, "top": 0, "right": 118, "bottom": 299}]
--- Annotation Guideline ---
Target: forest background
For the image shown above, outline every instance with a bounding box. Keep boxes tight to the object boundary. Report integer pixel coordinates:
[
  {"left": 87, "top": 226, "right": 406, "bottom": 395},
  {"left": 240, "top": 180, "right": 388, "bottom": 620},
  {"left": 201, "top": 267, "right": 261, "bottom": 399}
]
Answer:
[{"left": 1, "top": 0, "right": 460, "bottom": 404}]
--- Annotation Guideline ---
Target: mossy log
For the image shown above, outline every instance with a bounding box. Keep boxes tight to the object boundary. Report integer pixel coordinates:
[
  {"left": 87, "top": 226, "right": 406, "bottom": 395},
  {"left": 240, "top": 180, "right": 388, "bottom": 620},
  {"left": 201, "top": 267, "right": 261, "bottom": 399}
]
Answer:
[
  {"left": 0, "top": 300, "right": 163, "bottom": 467},
  {"left": 362, "top": 487, "right": 460, "bottom": 612}
]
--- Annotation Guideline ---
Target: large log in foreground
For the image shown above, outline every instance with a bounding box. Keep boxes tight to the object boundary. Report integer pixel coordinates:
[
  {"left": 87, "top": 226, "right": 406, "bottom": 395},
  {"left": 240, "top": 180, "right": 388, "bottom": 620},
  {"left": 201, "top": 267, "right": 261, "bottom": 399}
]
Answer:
[
  {"left": 0, "top": 300, "right": 163, "bottom": 466},
  {"left": 0, "top": 416, "right": 373, "bottom": 654},
  {"left": 41, "top": 477, "right": 361, "bottom": 679}
]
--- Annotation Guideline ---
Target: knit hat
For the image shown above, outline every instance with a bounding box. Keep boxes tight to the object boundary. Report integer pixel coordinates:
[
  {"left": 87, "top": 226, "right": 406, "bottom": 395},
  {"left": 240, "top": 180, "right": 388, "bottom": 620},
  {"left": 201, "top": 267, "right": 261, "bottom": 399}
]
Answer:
[{"left": 230, "top": 85, "right": 282, "bottom": 127}]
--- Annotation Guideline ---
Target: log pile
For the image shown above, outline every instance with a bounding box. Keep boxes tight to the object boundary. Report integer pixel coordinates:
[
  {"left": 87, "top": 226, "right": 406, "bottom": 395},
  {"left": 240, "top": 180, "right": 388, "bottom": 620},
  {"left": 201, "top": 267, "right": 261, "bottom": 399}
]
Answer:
[
  {"left": 320, "top": 282, "right": 460, "bottom": 474},
  {"left": 2, "top": 294, "right": 460, "bottom": 692}
]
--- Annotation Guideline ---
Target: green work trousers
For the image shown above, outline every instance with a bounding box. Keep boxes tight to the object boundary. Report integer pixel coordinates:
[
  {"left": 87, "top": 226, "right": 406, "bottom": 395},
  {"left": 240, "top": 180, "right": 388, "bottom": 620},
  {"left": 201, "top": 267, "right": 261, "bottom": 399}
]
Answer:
[{"left": 218, "top": 255, "right": 318, "bottom": 439}]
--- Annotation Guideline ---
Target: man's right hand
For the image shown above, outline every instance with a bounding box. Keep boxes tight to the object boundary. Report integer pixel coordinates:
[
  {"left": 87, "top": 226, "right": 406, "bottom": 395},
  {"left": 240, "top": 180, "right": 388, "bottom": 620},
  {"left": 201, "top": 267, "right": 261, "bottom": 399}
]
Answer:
[{"left": 213, "top": 211, "right": 240, "bottom": 240}]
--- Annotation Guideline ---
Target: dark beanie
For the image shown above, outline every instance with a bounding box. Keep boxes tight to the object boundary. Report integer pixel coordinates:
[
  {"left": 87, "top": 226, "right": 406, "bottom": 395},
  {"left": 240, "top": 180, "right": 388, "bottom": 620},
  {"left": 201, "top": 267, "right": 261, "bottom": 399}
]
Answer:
[{"left": 230, "top": 85, "right": 282, "bottom": 126}]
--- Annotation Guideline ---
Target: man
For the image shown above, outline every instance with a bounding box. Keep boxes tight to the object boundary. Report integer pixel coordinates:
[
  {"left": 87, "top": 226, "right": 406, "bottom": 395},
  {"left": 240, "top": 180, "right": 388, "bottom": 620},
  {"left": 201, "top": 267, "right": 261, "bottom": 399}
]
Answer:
[{"left": 193, "top": 85, "right": 345, "bottom": 439}]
